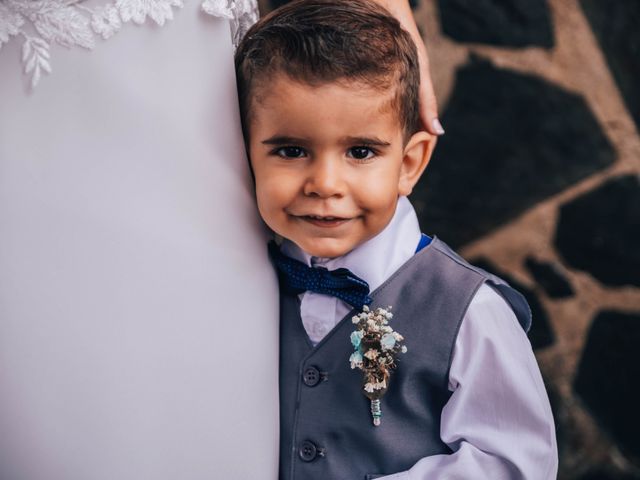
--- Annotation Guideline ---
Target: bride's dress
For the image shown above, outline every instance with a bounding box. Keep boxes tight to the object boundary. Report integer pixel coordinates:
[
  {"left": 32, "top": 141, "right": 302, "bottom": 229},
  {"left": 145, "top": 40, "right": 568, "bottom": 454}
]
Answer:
[{"left": 0, "top": 1, "right": 279, "bottom": 478}]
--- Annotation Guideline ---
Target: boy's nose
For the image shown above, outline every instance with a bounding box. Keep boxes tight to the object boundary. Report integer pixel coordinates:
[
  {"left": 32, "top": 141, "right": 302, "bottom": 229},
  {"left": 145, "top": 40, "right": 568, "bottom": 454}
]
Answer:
[{"left": 303, "top": 158, "right": 346, "bottom": 198}]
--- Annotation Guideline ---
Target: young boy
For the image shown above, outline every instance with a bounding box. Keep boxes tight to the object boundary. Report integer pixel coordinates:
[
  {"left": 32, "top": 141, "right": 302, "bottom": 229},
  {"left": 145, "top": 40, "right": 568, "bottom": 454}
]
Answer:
[{"left": 235, "top": 1, "right": 558, "bottom": 478}]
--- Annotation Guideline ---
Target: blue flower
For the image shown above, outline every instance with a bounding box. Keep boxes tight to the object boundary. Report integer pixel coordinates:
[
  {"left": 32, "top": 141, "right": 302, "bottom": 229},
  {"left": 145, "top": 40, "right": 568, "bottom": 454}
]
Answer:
[
  {"left": 350, "top": 330, "right": 364, "bottom": 348},
  {"left": 380, "top": 333, "right": 396, "bottom": 351},
  {"left": 349, "top": 351, "right": 364, "bottom": 369}
]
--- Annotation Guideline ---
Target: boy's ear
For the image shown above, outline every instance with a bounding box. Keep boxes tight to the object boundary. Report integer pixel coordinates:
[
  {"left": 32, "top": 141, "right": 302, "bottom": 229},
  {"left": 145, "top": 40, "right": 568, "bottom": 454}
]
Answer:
[{"left": 398, "top": 131, "right": 436, "bottom": 196}]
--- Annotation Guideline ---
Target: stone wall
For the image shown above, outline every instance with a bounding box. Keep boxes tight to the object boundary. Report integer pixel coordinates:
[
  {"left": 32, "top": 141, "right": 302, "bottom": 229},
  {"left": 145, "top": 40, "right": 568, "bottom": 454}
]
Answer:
[
  {"left": 413, "top": 1, "right": 639, "bottom": 478},
  {"left": 262, "top": 1, "right": 640, "bottom": 477}
]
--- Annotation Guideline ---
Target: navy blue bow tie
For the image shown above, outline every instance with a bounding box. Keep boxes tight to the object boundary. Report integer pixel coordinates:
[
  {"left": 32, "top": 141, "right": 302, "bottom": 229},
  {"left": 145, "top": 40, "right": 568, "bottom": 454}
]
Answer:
[{"left": 268, "top": 242, "right": 372, "bottom": 310}]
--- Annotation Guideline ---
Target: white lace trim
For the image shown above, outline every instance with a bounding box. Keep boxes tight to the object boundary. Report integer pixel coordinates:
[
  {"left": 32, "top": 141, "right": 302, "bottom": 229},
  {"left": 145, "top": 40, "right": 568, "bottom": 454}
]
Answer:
[{"left": 0, "top": 0, "right": 258, "bottom": 88}]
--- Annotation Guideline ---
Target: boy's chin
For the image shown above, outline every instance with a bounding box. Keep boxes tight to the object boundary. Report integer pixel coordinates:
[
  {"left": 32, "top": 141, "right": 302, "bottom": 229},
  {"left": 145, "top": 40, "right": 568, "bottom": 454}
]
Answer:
[{"left": 297, "top": 239, "right": 356, "bottom": 259}]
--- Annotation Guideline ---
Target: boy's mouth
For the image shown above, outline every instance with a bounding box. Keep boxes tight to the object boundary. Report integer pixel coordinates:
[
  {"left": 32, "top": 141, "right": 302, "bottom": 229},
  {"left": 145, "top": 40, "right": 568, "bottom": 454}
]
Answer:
[{"left": 299, "top": 214, "right": 350, "bottom": 228}]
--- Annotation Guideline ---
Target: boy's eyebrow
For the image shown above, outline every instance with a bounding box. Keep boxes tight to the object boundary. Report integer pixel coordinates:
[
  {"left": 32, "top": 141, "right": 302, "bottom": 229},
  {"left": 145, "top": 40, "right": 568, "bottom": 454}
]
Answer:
[
  {"left": 342, "top": 136, "right": 391, "bottom": 146},
  {"left": 262, "top": 136, "right": 310, "bottom": 145},
  {"left": 261, "top": 136, "right": 392, "bottom": 147}
]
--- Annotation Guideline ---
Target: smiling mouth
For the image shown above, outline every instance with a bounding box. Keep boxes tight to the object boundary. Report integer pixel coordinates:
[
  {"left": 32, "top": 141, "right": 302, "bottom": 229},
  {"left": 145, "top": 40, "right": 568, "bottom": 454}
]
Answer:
[{"left": 298, "top": 215, "right": 351, "bottom": 228}]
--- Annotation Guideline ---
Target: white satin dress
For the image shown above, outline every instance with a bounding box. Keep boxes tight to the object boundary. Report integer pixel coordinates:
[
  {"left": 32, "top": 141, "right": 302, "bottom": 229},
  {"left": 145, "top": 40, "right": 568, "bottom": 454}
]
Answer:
[{"left": 0, "top": 1, "right": 279, "bottom": 479}]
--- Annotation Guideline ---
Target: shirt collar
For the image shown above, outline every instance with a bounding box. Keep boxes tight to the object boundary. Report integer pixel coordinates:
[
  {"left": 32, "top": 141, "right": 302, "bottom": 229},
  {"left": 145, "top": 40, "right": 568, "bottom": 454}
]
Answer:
[{"left": 280, "top": 196, "right": 422, "bottom": 293}]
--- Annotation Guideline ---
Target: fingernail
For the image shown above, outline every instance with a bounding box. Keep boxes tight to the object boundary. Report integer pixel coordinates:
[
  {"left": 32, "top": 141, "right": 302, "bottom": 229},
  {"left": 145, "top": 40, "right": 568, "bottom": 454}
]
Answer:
[{"left": 432, "top": 118, "right": 445, "bottom": 135}]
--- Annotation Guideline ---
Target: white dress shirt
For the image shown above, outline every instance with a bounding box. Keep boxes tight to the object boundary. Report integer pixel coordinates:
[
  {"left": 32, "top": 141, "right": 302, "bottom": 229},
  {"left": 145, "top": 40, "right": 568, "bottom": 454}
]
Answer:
[{"left": 281, "top": 196, "right": 558, "bottom": 479}]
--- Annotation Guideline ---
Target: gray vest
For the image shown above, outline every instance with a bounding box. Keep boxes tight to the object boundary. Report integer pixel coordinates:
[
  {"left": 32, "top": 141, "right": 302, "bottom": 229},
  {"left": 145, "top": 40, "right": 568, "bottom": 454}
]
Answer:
[{"left": 279, "top": 238, "right": 531, "bottom": 480}]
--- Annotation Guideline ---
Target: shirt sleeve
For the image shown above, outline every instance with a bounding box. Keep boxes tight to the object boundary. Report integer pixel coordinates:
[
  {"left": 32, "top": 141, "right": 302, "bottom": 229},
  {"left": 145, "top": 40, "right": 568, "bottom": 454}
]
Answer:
[{"left": 380, "top": 283, "right": 558, "bottom": 480}]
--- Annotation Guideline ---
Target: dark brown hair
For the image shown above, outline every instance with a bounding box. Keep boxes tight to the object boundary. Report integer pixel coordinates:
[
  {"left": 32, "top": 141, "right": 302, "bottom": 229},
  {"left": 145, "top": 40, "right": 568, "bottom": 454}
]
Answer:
[{"left": 234, "top": 0, "right": 421, "bottom": 139}]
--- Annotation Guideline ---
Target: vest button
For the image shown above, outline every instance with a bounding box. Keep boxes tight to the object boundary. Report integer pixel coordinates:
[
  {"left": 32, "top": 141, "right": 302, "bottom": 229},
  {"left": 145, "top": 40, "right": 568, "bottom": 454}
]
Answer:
[
  {"left": 298, "top": 440, "right": 319, "bottom": 462},
  {"left": 302, "top": 366, "right": 321, "bottom": 387}
]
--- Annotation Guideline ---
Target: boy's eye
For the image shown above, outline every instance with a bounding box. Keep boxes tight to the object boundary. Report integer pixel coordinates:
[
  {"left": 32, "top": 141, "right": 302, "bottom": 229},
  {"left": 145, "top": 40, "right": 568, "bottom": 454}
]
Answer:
[
  {"left": 275, "top": 146, "right": 306, "bottom": 158},
  {"left": 348, "top": 146, "right": 375, "bottom": 160}
]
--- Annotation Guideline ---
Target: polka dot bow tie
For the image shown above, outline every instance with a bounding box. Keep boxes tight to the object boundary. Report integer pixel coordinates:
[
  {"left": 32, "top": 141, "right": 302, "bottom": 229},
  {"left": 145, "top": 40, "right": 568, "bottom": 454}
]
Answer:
[{"left": 268, "top": 242, "right": 372, "bottom": 310}]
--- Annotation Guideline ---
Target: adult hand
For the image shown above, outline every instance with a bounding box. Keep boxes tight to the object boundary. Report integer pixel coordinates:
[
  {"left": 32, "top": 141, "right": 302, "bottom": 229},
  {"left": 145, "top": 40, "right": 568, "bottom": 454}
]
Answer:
[{"left": 373, "top": 0, "right": 445, "bottom": 136}]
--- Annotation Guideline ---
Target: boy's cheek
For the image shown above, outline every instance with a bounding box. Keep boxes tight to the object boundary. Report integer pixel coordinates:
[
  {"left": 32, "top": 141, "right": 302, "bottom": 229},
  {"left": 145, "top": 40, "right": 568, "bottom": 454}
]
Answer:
[{"left": 254, "top": 186, "right": 279, "bottom": 218}]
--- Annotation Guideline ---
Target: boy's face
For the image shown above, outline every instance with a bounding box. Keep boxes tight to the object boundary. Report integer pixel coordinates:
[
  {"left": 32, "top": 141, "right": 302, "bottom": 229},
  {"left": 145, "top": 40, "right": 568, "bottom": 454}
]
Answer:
[{"left": 248, "top": 74, "right": 433, "bottom": 258}]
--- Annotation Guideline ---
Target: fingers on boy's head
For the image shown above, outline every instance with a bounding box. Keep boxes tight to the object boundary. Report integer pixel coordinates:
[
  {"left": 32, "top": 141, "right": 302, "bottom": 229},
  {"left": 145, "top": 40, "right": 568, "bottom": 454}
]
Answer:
[{"left": 234, "top": 0, "right": 421, "bottom": 138}]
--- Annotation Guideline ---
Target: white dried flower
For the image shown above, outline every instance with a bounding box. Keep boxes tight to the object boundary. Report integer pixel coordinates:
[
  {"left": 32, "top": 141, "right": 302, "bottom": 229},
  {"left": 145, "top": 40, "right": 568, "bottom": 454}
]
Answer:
[
  {"left": 366, "top": 380, "right": 386, "bottom": 392},
  {"left": 364, "top": 349, "right": 379, "bottom": 360}
]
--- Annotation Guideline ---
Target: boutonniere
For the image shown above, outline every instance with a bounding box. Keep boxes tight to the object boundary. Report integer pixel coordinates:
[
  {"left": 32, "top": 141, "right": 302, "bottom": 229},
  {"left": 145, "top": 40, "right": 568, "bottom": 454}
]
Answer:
[{"left": 349, "top": 305, "right": 407, "bottom": 426}]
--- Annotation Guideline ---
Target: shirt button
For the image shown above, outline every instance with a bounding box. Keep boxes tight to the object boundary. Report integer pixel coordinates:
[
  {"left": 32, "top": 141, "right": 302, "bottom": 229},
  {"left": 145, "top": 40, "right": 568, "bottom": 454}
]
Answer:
[
  {"left": 302, "top": 366, "right": 321, "bottom": 387},
  {"left": 298, "top": 440, "right": 319, "bottom": 462}
]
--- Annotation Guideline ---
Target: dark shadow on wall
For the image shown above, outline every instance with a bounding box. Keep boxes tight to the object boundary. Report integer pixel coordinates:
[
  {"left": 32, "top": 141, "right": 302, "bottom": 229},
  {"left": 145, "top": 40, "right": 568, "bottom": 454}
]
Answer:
[{"left": 411, "top": 57, "right": 615, "bottom": 249}]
